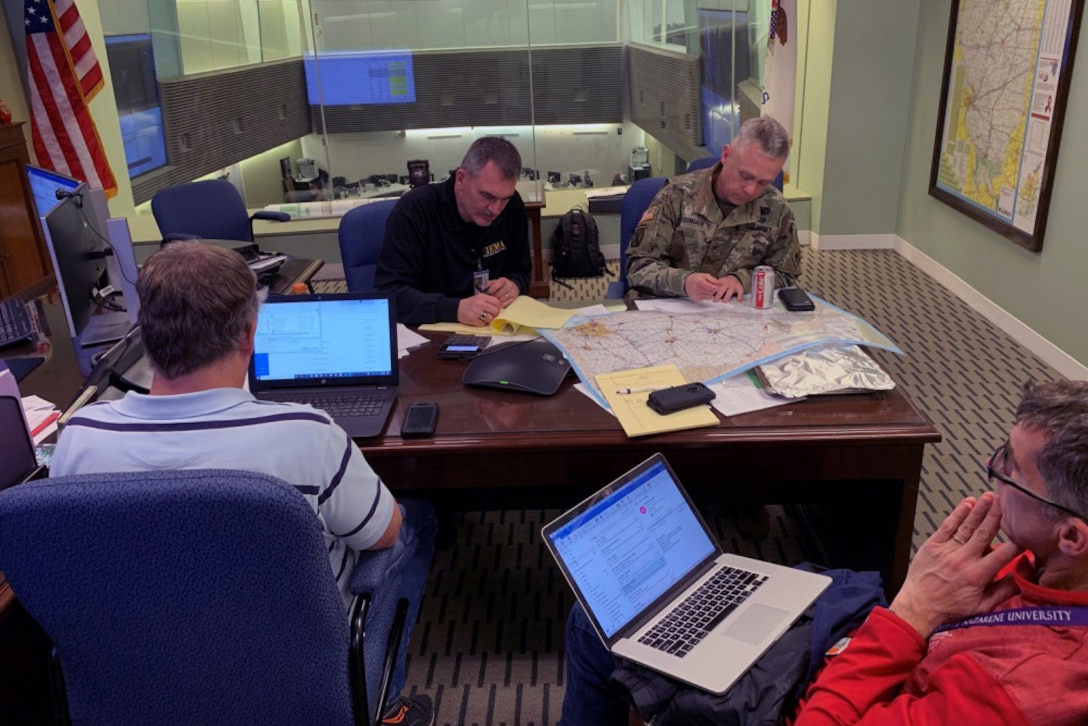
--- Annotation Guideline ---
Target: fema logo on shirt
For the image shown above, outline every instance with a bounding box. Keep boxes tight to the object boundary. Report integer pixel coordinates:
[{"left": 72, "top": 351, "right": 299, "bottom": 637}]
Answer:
[{"left": 482, "top": 241, "right": 507, "bottom": 258}]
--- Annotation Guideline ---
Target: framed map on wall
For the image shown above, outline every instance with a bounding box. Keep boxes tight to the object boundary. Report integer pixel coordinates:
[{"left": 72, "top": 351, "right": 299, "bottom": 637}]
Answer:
[{"left": 929, "top": 0, "right": 1085, "bottom": 252}]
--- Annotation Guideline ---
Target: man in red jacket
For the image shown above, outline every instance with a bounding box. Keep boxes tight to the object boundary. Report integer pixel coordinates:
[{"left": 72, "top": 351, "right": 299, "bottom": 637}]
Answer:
[
  {"left": 561, "top": 379, "right": 1088, "bottom": 724},
  {"left": 794, "top": 378, "right": 1088, "bottom": 724}
]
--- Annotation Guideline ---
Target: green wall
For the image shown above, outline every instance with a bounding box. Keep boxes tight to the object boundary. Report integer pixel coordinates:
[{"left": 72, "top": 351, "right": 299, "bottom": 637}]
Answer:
[{"left": 896, "top": 0, "right": 1088, "bottom": 368}]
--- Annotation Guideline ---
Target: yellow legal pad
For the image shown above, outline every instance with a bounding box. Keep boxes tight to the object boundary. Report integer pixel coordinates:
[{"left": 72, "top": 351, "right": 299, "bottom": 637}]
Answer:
[
  {"left": 419, "top": 296, "right": 575, "bottom": 336},
  {"left": 596, "top": 364, "right": 719, "bottom": 438}
]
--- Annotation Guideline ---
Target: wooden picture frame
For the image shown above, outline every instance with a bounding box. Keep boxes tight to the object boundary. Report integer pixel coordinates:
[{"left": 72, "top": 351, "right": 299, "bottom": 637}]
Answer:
[{"left": 929, "top": 0, "right": 1085, "bottom": 252}]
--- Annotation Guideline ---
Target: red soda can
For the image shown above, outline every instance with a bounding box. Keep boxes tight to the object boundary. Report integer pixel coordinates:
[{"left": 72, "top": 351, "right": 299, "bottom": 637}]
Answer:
[{"left": 752, "top": 265, "right": 775, "bottom": 309}]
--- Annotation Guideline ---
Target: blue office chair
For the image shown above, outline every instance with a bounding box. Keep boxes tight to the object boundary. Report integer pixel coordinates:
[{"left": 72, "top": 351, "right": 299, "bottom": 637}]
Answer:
[
  {"left": 687, "top": 155, "right": 718, "bottom": 172},
  {"left": 0, "top": 469, "right": 407, "bottom": 726},
  {"left": 687, "top": 150, "right": 784, "bottom": 190},
  {"left": 151, "top": 179, "right": 291, "bottom": 243},
  {"left": 605, "top": 176, "right": 668, "bottom": 299},
  {"left": 339, "top": 200, "right": 398, "bottom": 292}
]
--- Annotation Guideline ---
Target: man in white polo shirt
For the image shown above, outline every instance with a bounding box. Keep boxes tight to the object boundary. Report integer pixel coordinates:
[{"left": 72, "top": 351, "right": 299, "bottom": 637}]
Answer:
[{"left": 51, "top": 241, "right": 436, "bottom": 726}]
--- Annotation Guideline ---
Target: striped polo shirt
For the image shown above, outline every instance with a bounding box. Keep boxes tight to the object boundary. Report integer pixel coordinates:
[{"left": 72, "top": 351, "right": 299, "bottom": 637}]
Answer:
[{"left": 51, "top": 387, "right": 397, "bottom": 608}]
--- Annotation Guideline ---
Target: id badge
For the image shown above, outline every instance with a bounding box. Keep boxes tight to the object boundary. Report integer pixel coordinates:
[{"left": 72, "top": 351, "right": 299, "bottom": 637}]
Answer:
[{"left": 473, "top": 269, "right": 490, "bottom": 293}]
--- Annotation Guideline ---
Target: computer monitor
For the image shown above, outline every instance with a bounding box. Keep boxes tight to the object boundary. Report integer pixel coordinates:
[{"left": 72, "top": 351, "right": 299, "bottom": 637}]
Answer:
[
  {"left": 39, "top": 185, "right": 131, "bottom": 347},
  {"left": 26, "top": 164, "right": 81, "bottom": 217},
  {"left": 104, "top": 33, "right": 167, "bottom": 178},
  {"left": 279, "top": 157, "right": 292, "bottom": 179},
  {"left": 547, "top": 171, "right": 561, "bottom": 184}
]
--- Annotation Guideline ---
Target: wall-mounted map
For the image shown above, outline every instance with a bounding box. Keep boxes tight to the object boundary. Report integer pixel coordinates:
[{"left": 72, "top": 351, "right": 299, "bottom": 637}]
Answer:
[{"left": 929, "top": 0, "right": 1084, "bottom": 252}]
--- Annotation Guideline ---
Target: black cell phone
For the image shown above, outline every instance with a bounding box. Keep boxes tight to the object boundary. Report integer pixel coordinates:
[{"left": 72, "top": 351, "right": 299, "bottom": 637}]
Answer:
[
  {"left": 401, "top": 402, "right": 439, "bottom": 439},
  {"left": 646, "top": 383, "right": 716, "bottom": 415},
  {"left": 439, "top": 334, "right": 489, "bottom": 361},
  {"left": 778, "top": 287, "right": 816, "bottom": 311}
]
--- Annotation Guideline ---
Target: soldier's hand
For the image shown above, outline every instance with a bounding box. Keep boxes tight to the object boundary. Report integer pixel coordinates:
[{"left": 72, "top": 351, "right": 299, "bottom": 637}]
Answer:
[{"left": 684, "top": 273, "right": 743, "bottom": 303}]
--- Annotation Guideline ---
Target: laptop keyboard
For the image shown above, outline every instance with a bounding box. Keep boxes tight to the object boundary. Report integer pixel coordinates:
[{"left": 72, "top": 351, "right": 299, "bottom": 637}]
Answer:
[
  {"left": 296, "top": 392, "right": 387, "bottom": 417},
  {"left": 637, "top": 565, "right": 768, "bottom": 657},
  {"left": 0, "top": 299, "right": 34, "bottom": 349}
]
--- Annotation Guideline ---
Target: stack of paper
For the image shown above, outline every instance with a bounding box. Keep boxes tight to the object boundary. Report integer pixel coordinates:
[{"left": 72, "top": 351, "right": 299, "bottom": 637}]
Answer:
[
  {"left": 596, "top": 365, "right": 718, "bottom": 438},
  {"left": 22, "top": 395, "right": 60, "bottom": 444}
]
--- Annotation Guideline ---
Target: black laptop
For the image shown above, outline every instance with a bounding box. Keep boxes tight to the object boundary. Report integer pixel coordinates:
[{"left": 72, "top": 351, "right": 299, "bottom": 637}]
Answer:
[
  {"left": 248, "top": 292, "right": 398, "bottom": 438},
  {"left": 0, "top": 395, "right": 43, "bottom": 490}
]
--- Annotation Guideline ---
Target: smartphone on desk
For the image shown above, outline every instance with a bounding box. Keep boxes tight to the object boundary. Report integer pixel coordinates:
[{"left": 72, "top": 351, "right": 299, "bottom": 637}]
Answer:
[
  {"left": 778, "top": 287, "right": 816, "bottom": 311},
  {"left": 401, "top": 402, "right": 439, "bottom": 439},
  {"left": 439, "top": 334, "right": 489, "bottom": 361}
]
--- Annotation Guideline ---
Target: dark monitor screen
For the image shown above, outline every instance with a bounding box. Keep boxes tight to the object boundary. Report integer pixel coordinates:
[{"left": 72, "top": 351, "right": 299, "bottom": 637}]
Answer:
[
  {"left": 26, "top": 164, "right": 81, "bottom": 217},
  {"left": 304, "top": 50, "right": 416, "bottom": 106},
  {"left": 279, "top": 157, "right": 292, "bottom": 178},
  {"left": 0, "top": 395, "right": 38, "bottom": 491},
  {"left": 40, "top": 186, "right": 109, "bottom": 339},
  {"left": 105, "top": 33, "right": 167, "bottom": 178}
]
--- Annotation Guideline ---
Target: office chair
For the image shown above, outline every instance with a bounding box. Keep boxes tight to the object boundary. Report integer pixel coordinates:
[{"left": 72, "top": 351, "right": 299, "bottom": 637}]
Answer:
[
  {"left": 687, "top": 155, "right": 718, "bottom": 172},
  {"left": 0, "top": 469, "right": 408, "bottom": 726},
  {"left": 687, "top": 151, "right": 784, "bottom": 190},
  {"left": 151, "top": 179, "right": 290, "bottom": 244},
  {"left": 605, "top": 176, "right": 668, "bottom": 299},
  {"left": 339, "top": 200, "right": 398, "bottom": 292}
]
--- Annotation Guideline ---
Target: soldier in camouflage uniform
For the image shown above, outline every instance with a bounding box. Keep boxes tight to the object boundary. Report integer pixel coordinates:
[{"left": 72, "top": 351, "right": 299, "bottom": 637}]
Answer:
[{"left": 626, "top": 116, "right": 801, "bottom": 303}]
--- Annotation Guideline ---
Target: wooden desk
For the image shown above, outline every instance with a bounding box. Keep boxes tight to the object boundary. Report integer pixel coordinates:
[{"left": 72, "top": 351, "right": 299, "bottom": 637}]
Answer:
[{"left": 363, "top": 332, "right": 940, "bottom": 594}]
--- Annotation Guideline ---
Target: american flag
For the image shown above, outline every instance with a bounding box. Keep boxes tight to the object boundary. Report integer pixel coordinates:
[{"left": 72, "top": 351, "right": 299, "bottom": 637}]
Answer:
[{"left": 25, "top": 0, "right": 116, "bottom": 195}]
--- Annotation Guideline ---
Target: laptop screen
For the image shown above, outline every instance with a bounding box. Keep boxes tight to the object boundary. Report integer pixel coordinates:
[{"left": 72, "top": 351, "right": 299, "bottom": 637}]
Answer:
[
  {"left": 0, "top": 396, "right": 38, "bottom": 491},
  {"left": 546, "top": 457, "right": 717, "bottom": 638},
  {"left": 250, "top": 294, "right": 397, "bottom": 386}
]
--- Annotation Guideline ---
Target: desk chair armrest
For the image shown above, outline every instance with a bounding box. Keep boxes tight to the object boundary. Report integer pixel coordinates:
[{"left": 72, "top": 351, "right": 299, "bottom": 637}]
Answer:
[
  {"left": 252, "top": 211, "right": 291, "bottom": 223},
  {"left": 348, "top": 548, "right": 409, "bottom": 726}
]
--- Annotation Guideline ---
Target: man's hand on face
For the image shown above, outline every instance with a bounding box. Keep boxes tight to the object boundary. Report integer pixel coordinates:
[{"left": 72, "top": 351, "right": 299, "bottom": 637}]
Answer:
[
  {"left": 683, "top": 273, "right": 744, "bottom": 303},
  {"left": 458, "top": 294, "right": 502, "bottom": 327},
  {"left": 889, "top": 492, "right": 1024, "bottom": 638},
  {"left": 485, "top": 278, "right": 520, "bottom": 309}
]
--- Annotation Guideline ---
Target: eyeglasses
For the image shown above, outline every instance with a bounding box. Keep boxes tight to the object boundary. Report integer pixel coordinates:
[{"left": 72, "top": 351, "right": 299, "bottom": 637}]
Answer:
[{"left": 987, "top": 442, "right": 1088, "bottom": 525}]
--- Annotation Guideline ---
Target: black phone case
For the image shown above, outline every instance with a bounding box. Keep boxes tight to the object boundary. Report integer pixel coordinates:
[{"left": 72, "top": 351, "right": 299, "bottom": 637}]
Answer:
[
  {"left": 401, "top": 403, "right": 439, "bottom": 439},
  {"left": 778, "top": 287, "right": 816, "bottom": 311},
  {"left": 646, "top": 383, "right": 716, "bottom": 415}
]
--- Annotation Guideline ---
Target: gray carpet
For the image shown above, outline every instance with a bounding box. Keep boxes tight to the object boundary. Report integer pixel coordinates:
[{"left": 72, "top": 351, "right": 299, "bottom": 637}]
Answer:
[{"left": 322, "top": 248, "right": 1065, "bottom": 724}]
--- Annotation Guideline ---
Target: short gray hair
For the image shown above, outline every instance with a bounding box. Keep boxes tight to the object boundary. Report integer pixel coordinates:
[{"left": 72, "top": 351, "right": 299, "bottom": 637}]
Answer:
[
  {"left": 1015, "top": 379, "right": 1088, "bottom": 519},
  {"left": 733, "top": 116, "right": 790, "bottom": 159},
  {"left": 460, "top": 137, "right": 522, "bottom": 180},
  {"left": 137, "top": 241, "right": 262, "bottom": 380}
]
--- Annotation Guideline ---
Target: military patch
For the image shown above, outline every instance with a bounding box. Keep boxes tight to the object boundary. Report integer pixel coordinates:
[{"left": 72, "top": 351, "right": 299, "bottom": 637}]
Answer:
[{"left": 639, "top": 206, "right": 659, "bottom": 224}]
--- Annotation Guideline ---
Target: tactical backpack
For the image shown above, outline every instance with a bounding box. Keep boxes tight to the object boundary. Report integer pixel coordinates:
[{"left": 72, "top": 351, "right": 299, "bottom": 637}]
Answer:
[{"left": 550, "top": 207, "right": 610, "bottom": 285}]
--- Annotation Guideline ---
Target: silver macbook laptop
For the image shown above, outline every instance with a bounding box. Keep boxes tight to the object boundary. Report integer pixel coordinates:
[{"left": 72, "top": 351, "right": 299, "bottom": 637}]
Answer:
[
  {"left": 248, "top": 292, "right": 398, "bottom": 438},
  {"left": 543, "top": 454, "right": 830, "bottom": 694}
]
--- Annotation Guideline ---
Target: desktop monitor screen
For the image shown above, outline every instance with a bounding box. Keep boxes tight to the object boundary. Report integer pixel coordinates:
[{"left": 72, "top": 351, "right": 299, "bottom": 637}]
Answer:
[
  {"left": 698, "top": 9, "right": 752, "bottom": 154},
  {"left": 26, "top": 164, "right": 81, "bottom": 217},
  {"left": 40, "top": 186, "right": 126, "bottom": 345},
  {"left": 105, "top": 33, "right": 168, "bottom": 178},
  {"left": 303, "top": 50, "right": 416, "bottom": 106}
]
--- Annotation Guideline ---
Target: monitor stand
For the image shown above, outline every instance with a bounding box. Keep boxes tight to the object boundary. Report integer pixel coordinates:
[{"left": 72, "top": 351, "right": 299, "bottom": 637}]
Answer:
[{"left": 77, "top": 311, "right": 132, "bottom": 348}]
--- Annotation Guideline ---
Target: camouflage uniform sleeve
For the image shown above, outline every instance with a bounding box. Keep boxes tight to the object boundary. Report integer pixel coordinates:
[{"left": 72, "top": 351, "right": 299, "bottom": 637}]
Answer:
[
  {"left": 764, "top": 203, "right": 801, "bottom": 288},
  {"left": 625, "top": 184, "right": 691, "bottom": 297}
]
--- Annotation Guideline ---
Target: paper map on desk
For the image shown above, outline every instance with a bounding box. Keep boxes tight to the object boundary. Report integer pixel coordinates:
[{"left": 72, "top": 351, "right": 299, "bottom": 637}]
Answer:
[{"left": 542, "top": 296, "right": 900, "bottom": 408}]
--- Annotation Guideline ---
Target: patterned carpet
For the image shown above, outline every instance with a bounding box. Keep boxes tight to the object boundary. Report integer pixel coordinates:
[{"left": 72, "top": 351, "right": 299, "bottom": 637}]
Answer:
[{"left": 320, "top": 248, "right": 1065, "bottom": 725}]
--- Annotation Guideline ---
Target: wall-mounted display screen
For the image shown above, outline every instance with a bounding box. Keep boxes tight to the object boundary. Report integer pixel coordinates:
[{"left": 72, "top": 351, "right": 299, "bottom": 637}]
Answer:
[
  {"left": 698, "top": 9, "right": 751, "bottom": 155},
  {"left": 304, "top": 50, "right": 416, "bottom": 106},
  {"left": 105, "top": 33, "right": 167, "bottom": 178}
]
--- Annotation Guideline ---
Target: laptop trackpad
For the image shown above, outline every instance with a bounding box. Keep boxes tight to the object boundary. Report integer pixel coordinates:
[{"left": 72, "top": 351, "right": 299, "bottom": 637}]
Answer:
[{"left": 724, "top": 604, "right": 788, "bottom": 645}]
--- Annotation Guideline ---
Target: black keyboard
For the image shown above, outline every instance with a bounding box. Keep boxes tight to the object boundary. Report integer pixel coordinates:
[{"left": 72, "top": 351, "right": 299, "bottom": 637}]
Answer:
[
  {"left": 637, "top": 565, "right": 768, "bottom": 657},
  {"left": 297, "top": 392, "right": 387, "bottom": 418},
  {"left": 0, "top": 299, "right": 34, "bottom": 349}
]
